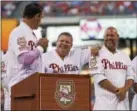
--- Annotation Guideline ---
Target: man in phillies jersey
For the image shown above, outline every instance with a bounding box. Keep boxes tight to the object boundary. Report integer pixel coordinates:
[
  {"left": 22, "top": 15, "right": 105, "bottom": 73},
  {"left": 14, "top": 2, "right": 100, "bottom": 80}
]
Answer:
[
  {"left": 1, "top": 51, "right": 8, "bottom": 110},
  {"left": 5, "top": 3, "right": 48, "bottom": 110},
  {"left": 90, "top": 27, "right": 135, "bottom": 110},
  {"left": 1, "top": 51, "right": 8, "bottom": 87},
  {"left": 131, "top": 56, "right": 137, "bottom": 110},
  {"left": 42, "top": 32, "right": 99, "bottom": 74},
  {"left": 1, "top": 51, "right": 9, "bottom": 110}
]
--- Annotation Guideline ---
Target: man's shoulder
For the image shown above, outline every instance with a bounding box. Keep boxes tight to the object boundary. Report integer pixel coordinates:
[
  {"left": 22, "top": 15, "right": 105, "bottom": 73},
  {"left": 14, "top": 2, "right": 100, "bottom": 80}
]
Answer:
[
  {"left": 10, "top": 26, "right": 23, "bottom": 37},
  {"left": 132, "top": 56, "right": 137, "bottom": 63},
  {"left": 9, "top": 25, "right": 29, "bottom": 43},
  {"left": 117, "top": 50, "right": 130, "bottom": 59},
  {"left": 42, "top": 50, "right": 54, "bottom": 58},
  {"left": 70, "top": 47, "right": 87, "bottom": 53},
  {"left": 68, "top": 48, "right": 80, "bottom": 56},
  {"left": 69, "top": 48, "right": 89, "bottom": 58},
  {"left": 118, "top": 50, "right": 128, "bottom": 56},
  {"left": 10, "top": 26, "right": 19, "bottom": 34}
]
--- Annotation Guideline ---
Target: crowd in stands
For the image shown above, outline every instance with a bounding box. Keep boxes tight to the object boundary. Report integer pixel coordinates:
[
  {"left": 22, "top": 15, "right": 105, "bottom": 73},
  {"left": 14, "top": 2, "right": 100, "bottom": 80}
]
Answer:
[
  {"left": 1, "top": 1, "right": 21, "bottom": 18},
  {"left": 39, "top": 1, "right": 137, "bottom": 16},
  {"left": 2, "top": 1, "right": 137, "bottom": 18}
]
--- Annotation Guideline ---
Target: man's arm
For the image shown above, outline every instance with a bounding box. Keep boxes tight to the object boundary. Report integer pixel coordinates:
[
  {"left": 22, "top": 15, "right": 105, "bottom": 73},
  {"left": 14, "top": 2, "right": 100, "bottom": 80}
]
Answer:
[
  {"left": 132, "top": 56, "right": 137, "bottom": 93},
  {"left": 18, "top": 46, "right": 43, "bottom": 65},
  {"left": 124, "top": 79, "right": 134, "bottom": 92},
  {"left": 99, "top": 79, "right": 133, "bottom": 101},
  {"left": 91, "top": 57, "right": 118, "bottom": 94},
  {"left": 80, "top": 46, "right": 100, "bottom": 67},
  {"left": 116, "top": 79, "right": 134, "bottom": 101},
  {"left": 99, "top": 79, "right": 118, "bottom": 94},
  {"left": 133, "top": 83, "right": 137, "bottom": 93},
  {"left": 91, "top": 45, "right": 101, "bottom": 57},
  {"left": 116, "top": 59, "right": 135, "bottom": 101},
  {"left": 18, "top": 38, "right": 48, "bottom": 65}
]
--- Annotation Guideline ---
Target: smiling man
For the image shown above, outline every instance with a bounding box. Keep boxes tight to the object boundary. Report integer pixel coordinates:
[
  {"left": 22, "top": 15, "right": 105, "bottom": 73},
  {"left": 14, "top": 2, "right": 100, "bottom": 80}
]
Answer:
[
  {"left": 42, "top": 32, "right": 99, "bottom": 74},
  {"left": 90, "top": 26, "right": 135, "bottom": 110}
]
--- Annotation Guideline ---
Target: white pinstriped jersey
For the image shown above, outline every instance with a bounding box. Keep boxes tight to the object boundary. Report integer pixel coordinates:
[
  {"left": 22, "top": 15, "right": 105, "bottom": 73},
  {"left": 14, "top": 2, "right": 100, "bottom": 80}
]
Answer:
[
  {"left": 91, "top": 46, "right": 135, "bottom": 110},
  {"left": 7, "top": 21, "right": 42, "bottom": 88},
  {"left": 1, "top": 51, "right": 9, "bottom": 88},
  {"left": 42, "top": 48, "right": 90, "bottom": 74},
  {"left": 132, "top": 56, "right": 137, "bottom": 83},
  {"left": 4, "top": 21, "right": 43, "bottom": 111},
  {"left": 1, "top": 51, "right": 7, "bottom": 79},
  {"left": 1, "top": 51, "right": 8, "bottom": 85},
  {"left": 131, "top": 56, "right": 137, "bottom": 110}
]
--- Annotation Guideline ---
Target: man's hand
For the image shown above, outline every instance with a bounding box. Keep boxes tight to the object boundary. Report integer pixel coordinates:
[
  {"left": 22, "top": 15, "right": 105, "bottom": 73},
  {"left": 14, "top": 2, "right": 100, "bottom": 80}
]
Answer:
[
  {"left": 116, "top": 87, "right": 127, "bottom": 101},
  {"left": 91, "top": 46, "right": 101, "bottom": 57},
  {"left": 99, "top": 79, "right": 118, "bottom": 94},
  {"left": 37, "top": 38, "right": 49, "bottom": 50},
  {"left": 133, "top": 83, "right": 137, "bottom": 93},
  {"left": 1, "top": 88, "right": 4, "bottom": 106}
]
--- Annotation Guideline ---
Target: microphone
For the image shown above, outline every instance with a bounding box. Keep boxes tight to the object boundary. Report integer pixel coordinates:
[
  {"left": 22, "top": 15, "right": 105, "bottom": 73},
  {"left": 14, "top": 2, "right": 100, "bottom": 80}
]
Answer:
[
  {"left": 41, "top": 28, "right": 46, "bottom": 38},
  {"left": 41, "top": 28, "right": 47, "bottom": 53}
]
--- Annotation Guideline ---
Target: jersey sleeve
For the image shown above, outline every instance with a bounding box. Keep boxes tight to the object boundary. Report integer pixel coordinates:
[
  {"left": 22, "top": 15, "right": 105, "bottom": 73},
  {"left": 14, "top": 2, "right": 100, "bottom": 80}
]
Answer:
[
  {"left": 132, "top": 56, "right": 137, "bottom": 83},
  {"left": 41, "top": 53, "right": 54, "bottom": 73},
  {"left": 126, "top": 56, "right": 136, "bottom": 81},
  {"left": 80, "top": 48, "right": 91, "bottom": 67},
  {"left": 9, "top": 31, "right": 29, "bottom": 57},
  {"left": 90, "top": 57, "right": 107, "bottom": 84},
  {"left": 18, "top": 47, "right": 43, "bottom": 65},
  {"left": 1, "top": 52, "right": 11, "bottom": 89},
  {"left": 134, "top": 72, "right": 137, "bottom": 83}
]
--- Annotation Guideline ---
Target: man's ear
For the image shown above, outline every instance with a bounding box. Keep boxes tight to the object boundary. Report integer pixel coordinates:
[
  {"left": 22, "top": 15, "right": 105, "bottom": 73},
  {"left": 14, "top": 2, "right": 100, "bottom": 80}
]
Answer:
[
  {"left": 35, "top": 13, "right": 41, "bottom": 19},
  {"left": 71, "top": 43, "right": 73, "bottom": 48}
]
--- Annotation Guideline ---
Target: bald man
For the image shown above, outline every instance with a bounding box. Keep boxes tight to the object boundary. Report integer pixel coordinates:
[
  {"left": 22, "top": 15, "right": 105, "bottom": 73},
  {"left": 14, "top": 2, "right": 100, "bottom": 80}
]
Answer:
[{"left": 90, "top": 27, "right": 135, "bottom": 110}]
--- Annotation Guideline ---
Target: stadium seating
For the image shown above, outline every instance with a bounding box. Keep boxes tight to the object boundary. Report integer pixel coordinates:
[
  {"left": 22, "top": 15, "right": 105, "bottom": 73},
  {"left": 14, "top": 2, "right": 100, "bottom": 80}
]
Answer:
[{"left": 1, "top": 1, "right": 137, "bottom": 18}]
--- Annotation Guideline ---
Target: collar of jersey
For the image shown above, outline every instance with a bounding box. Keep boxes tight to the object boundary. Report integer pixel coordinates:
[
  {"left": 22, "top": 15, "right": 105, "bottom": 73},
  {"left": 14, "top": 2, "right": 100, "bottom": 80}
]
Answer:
[
  {"left": 20, "top": 21, "right": 33, "bottom": 34},
  {"left": 53, "top": 49, "right": 69, "bottom": 62},
  {"left": 102, "top": 45, "right": 118, "bottom": 55}
]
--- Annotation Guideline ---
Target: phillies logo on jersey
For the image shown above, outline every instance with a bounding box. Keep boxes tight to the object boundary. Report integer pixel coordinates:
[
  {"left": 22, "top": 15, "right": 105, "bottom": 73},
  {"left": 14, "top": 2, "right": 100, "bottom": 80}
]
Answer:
[
  {"left": 18, "top": 37, "right": 36, "bottom": 51},
  {"left": 28, "top": 40, "right": 37, "bottom": 50},
  {"left": 55, "top": 80, "right": 75, "bottom": 108},
  {"left": 49, "top": 63, "right": 79, "bottom": 73},
  {"left": 17, "top": 37, "right": 29, "bottom": 51},
  {"left": 102, "top": 59, "right": 127, "bottom": 70}
]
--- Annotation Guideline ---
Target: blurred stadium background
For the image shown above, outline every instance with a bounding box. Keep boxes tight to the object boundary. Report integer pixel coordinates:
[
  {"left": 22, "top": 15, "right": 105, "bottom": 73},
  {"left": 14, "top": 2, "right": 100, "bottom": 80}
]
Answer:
[{"left": 1, "top": 1, "right": 137, "bottom": 110}]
